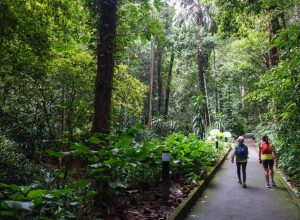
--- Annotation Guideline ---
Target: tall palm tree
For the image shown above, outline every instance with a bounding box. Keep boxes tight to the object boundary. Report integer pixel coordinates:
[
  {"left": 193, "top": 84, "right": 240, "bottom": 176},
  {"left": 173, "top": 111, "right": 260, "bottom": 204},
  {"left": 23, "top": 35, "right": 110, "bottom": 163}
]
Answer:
[
  {"left": 171, "top": 0, "right": 216, "bottom": 127},
  {"left": 173, "top": 0, "right": 216, "bottom": 33}
]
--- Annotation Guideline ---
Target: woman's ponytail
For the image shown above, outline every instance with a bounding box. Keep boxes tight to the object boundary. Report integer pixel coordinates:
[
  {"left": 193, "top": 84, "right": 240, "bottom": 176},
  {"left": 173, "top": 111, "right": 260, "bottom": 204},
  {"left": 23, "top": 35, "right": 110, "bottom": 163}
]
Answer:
[{"left": 262, "top": 135, "right": 269, "bottom": 145}]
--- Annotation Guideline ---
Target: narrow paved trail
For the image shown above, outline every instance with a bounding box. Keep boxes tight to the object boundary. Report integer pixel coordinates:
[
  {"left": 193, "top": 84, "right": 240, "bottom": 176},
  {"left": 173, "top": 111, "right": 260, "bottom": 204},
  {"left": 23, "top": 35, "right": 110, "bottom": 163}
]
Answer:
[{"left": 186, "top": 138, "right": 300, "bottom": 220}]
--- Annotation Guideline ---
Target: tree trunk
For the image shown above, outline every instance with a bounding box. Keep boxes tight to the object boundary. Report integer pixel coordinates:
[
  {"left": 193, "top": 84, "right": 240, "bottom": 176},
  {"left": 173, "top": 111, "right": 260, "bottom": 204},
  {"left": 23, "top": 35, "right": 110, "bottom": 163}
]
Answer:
[
  {"left": 92, "top": 0, "right": 117, "bottom": 135},
  {"left": 197, "top": 48, "right": 210, "bottom": 127},
  {"left": 93, "top": 0, "right": 117, "bottom": 213},
  {"left": 263, "top": 52, "right": 270, "bottom": 70},
  {"left": 268, "top": 17, "right": 281, "bottom": 66},
  {"left": 148, "top": 41, "right": 155, "bottom": 128},
  {"left": 67, "top": 81, "right": 76, "bottom": 139},
  {"left": 164, "top": 51, "right": 175, "bottom": 117},
  {"left": 240, "top": 84, "right": 245, "bottom": 109},
  {"left": 156, "top": 45, "right": 163, "bottom": 115},
  {"left": 213, "top": 48, "right": 220, "bottom": 115},
  {"left": 61, "top": 77, "right": 66, "bottom": 134},
  {"left": 39, "top": 87, "right": 56, "bottom": 145},
  {"left": 215, "top": 88, "right": 220, "bottom": 114}
]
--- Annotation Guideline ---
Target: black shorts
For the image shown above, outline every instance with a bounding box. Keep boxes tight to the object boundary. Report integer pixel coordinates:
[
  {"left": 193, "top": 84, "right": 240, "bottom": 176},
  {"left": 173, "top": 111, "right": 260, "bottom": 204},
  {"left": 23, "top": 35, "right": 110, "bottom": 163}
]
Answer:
[{"left": 262, "top": 159, "right": 274, "bottom": 169}]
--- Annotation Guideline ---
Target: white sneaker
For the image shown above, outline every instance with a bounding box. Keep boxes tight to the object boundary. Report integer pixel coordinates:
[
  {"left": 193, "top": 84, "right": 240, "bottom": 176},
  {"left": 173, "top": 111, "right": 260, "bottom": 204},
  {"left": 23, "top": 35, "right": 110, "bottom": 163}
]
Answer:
[{"left": 266, "top": 183, "right": 271, "bottom": 188}]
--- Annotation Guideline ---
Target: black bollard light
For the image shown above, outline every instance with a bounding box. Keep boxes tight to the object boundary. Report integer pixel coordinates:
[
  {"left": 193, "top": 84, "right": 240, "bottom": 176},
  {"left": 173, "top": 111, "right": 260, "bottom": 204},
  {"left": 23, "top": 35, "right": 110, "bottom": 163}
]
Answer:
[
  {"left": 215, "top": 140, "right": 219, "bottom": 148},
  {"left": 162, "top": 150, "right": 170, "bottom": 201}
]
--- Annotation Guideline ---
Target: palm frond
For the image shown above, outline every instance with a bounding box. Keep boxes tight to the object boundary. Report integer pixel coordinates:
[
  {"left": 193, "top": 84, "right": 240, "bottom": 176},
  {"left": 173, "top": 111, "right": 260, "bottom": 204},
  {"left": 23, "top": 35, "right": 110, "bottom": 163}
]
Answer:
[{"left": 171, "top": 0, "right": 217, "bottom": 33}]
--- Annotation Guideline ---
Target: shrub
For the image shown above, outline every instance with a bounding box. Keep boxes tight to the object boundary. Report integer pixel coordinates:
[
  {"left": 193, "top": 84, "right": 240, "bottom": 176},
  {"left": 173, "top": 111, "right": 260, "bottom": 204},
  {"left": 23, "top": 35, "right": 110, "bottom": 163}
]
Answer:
[
  {"left": 0, "top": 136, "right": 43, "bottom": 185},
  {"left": 0, "top": 180, "right": 95, "bottom": 220},
  {"left": 163, "top": 133, "right": 225, "bottom": 183}
]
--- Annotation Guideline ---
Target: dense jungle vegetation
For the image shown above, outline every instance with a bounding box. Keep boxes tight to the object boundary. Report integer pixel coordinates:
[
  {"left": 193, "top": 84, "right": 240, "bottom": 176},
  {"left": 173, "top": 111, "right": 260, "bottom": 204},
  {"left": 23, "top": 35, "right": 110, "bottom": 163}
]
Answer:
[{"left": 0, "top": 0, "right": 299, "bottom": 219}]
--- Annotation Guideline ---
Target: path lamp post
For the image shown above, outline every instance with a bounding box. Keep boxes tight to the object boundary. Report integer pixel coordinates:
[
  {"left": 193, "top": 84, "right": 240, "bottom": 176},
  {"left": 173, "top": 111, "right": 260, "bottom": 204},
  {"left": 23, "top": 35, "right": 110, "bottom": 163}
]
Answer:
[
  {"left": 162, "top": 150, "right": 170, "bottom": 201},
  {"left": 215, "top": 140, "right": 219, "bottom": 148}
]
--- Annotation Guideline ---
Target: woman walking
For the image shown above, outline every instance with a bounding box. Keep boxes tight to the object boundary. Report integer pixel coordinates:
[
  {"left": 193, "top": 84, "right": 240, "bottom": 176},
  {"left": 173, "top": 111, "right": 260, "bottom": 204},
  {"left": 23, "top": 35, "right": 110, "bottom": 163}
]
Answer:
[
  {"left": 259, "top": 135, "right": 276, "bottom": 188},
  {"left": 231, "top": 136, "right": 249, "bottom": 188}
]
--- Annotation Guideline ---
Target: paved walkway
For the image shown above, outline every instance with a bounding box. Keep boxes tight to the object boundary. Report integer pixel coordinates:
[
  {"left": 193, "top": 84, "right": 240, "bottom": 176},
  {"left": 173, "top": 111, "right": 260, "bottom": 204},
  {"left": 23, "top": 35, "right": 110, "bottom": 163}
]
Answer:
[{"left": 186, "top": 138, "right": 300, "bottom": 220}]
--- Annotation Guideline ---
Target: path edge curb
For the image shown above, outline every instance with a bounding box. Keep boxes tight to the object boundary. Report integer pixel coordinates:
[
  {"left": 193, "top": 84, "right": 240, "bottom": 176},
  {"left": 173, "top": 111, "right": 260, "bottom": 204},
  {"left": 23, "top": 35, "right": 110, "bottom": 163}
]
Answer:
[
  {"left": 275, "top": 169, "right": 300, "bottom": 209},
  {"left": 168, "top": 145, "right": 232, "bottom": 220}
]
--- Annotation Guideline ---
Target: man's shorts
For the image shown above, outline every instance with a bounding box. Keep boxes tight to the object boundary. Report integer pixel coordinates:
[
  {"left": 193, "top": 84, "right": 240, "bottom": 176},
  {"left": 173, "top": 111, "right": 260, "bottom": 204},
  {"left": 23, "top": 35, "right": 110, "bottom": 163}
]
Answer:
[{"left": 262, "top": 159, "right": 274, "bottom": 169}]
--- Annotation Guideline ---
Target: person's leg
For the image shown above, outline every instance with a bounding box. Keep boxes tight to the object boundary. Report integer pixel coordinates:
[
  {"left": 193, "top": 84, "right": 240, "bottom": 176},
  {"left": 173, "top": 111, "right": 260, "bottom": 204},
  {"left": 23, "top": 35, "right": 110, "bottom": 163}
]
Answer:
[
  {"left": 242, "top": 163, "right": 247, "bottom": 183},
  {"left": 242, "top": 162, "right": 247, "bottom": 188},
  {"left": 236, "top": 162, "right": 242, "bottom": 183},
  {"left": 269, "top": 160, "right": 275, "bottom": 186},
  {"left": 263, "top": 160, "right": 270, "bottom": 187}
]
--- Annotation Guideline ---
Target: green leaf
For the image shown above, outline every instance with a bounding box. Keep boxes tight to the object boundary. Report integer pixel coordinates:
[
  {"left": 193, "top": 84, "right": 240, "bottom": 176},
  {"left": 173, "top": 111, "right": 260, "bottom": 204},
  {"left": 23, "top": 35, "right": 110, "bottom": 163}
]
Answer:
[
  {"left": 99, "top": 149, "right": 110, "bottom": 156},
  {"left": 191, "top": 151, "right": 200, "bottom": 158},
  {"left": 71, "top": 143, "right": 92, "bottom": 155},
  {"left": 10, "top": 193, "right": 27, "bottom": 201},
  {"left": 115, "top": 134, "right": 133, "bottom": 147},
  {"left": 20, "top": 186, "right": 32, "bottom": 194},
  {"left": 103, "top": 158, "right": 116, "bottom": 165},
  {"left": 89, "top": 136, "right": 101, "bottom": 145},
  {"left": 138, "top": 149, "right": 149, "bottom": 157},
  {"left": 91, "top": 168, "right": 106, "bottom": 176},
  {"left": 47, "top": 150, "right": 64, "bottom": 158},
  {"left": 75, "top": 179, "right": 88, "bottom": 188},
  {"left": 7, "top": 184, "right": 21, "bottom": 192},
  {"left": 33, "top": 197, "right": 44, "bottom": 206},
  {"left": 87, "top": 191, "right": 97, "bottom": 198},
  {"left": 27, "top": 190, "right": 48, "bottom": 200},
  {"left": 1, "top": 201, "right": 9, "bottom": 209},
  {"left": 50, "top": 189, "right": 73, "bottom": 197}
]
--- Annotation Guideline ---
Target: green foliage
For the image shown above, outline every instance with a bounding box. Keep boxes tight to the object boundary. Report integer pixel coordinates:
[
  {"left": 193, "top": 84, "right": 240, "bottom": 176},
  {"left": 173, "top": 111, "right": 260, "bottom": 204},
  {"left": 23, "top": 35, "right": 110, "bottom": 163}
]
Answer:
[
  {"left": 0, "top": 136, "right": 43, "bottom": 185},
  {"left": 0, "top": 0, "right": 95, "bottom": 158},
  {"left": 247, "top": 21, "right": 300, "bottom": 187},
  {"left": 191, "top": 95, "right": 206, "bottom": 138},
  {"left": 277, "top": 134, "right": 300, "bottom": 187},
  {"left": 44, "top": 124, "right": 228, "bottom": 216},
  {"left": 215, "top": 0, "right": 296, "bottom": 37},
  {"left": 163, "top": 133, "right": 226, "bottom": 183},
  {"left": 215, "top": 0, "right": 300, "bottom": 188},
  {"left": 2, "top": 122, "right": 226, "bottom": 218},
  {"left": 0, "top": 0, "right": 50, "bottom": 57},
  {"left": 90, "top": 124, "right": 162, "bottom": 193},
  {"left": 102, "top": 128, "right": 226, "bottom": 187},
  {"left": 117, "top": 1, "right": 166, "bottom": 56},
  {"left": 0, "top": 180, "right": 94, "bottom": 219},
  {"left": 113, "top": 65, "right": 148, "bottom": 117}
]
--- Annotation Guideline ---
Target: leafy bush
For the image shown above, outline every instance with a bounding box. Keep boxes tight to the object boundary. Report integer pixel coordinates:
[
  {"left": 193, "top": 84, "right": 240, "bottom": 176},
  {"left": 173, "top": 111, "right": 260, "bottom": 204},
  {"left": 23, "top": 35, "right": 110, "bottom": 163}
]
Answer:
[
  {"left": 230, "top": 118, "right": 246, "bottom": 137},
  {"left": 89, "top": 126, "right": 163, "bottom": 195},
  {"left": 278, "top": 146, "right": 300, "bottom": 186},
  {"left": 276, "top": 131, "right": 300, "bottom": 188},
  {"left": 88, "top": 128, "right": 227, "bottom": 192},
  {"left": 0, "top": 136, "right": 43, "bottom": 184},
  {"left": 0, "top": 180, "right": 95, "bottom": 219},
  {"left": 56, "top": 126, "right": 226, "bottom": 204},
  {"left": 163, "top": 133, "right": 226, "bottom": 183},
  {"left": 254, "top": 124, "right": 300, "bottom": 188},
  {"left": 0, "top": 124, "right": 231, "bottom": 219}
]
